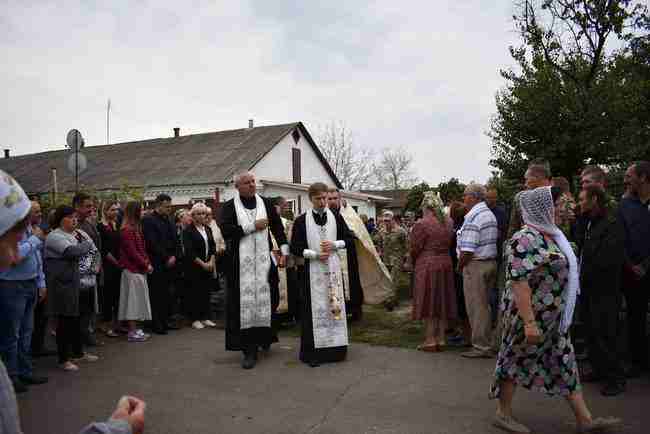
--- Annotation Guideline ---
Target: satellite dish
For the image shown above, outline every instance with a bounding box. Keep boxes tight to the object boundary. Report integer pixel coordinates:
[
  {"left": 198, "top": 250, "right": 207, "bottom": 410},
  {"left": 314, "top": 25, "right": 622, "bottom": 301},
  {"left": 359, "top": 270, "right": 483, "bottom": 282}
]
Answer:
[
  {"left": 66, "top": 129, "right": 84, "bottom": 152},
  {"left": 66, "top": 152, "right": 87, "bottom": 174}
]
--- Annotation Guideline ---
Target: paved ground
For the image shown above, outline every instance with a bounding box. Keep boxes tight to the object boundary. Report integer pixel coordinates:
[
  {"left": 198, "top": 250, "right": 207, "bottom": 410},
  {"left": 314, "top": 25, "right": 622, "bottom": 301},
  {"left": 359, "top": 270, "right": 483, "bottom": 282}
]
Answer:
[{"left": 17, "top": 327, "right": 650, "bottom": 434}]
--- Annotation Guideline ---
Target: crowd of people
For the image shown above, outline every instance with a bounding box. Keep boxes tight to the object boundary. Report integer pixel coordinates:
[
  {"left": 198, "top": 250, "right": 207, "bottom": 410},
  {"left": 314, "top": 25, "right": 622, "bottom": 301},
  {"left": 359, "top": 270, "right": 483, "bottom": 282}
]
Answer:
[
  {"left": 361, "top": 160, "right": 649, "bottom": 433},
  {"left": 0, "top": 158, "right": 648, "bottom": 434}
]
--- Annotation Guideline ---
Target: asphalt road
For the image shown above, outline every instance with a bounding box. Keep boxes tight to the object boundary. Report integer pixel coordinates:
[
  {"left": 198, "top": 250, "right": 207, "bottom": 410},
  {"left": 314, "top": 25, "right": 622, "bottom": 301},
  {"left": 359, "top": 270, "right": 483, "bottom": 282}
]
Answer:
[{"left": 17, "top": 327, "right": 650, "bottom": 434}]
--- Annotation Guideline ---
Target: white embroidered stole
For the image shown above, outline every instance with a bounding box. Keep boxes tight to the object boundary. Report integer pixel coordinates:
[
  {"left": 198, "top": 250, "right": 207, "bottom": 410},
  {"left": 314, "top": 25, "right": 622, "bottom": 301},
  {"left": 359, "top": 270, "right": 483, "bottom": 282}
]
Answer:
[
  {"left": 338, "top": 248, "right": 350, "bottom": 301},
  {"left": 234, "top": 193, "right": 271, "bottom": 330},
  {"left": 306, "top": 209, "right": 349, "bottom": 348}
]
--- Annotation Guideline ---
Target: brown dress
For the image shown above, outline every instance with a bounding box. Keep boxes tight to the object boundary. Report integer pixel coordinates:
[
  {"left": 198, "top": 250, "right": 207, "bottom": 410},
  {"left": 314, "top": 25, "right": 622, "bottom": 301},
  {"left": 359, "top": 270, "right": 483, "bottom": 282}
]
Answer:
[{"left": 410, "top": 216, "right": 457, "bottom": 320}]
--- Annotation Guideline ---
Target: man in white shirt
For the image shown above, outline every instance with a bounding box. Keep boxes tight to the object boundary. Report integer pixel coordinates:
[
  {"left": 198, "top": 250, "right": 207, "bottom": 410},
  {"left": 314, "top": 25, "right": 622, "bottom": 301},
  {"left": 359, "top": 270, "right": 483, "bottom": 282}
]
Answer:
[{"left": 457, "top": 183, "right": 499, "bottom": 358}]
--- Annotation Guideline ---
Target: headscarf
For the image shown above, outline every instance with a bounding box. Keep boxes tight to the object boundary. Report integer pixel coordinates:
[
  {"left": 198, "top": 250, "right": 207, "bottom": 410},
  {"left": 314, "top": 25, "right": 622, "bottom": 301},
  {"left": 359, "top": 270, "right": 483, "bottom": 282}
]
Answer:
[
  {"left": 519, "top": 186, "right": 579, "bottom": 333},
  {"left": 0, "top": 170, "right": 30, "bottom": 237},
  {"left": 421, "top": 191, "right": 446, "bottom": 223}
]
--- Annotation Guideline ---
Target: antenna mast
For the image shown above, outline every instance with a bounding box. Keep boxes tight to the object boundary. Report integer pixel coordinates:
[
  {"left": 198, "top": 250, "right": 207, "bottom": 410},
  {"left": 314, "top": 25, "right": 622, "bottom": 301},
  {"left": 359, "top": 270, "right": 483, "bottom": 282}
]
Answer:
[{"left": 106, "top": 98, "right": 111, "bottom": 145}]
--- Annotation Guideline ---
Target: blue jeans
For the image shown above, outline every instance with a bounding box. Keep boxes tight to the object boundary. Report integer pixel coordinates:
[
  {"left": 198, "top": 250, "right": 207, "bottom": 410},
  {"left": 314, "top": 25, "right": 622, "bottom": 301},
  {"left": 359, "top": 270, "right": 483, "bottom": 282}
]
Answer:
[{"left": 0, "top": 279, "right": 37, "bottom": 379}]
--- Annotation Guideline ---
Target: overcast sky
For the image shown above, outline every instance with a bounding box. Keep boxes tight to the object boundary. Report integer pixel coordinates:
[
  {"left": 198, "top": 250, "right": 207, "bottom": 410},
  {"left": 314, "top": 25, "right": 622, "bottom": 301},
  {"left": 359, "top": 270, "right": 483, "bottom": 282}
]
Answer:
[{"left": 1, "top": 0, "right": 523, "bottom": 186}]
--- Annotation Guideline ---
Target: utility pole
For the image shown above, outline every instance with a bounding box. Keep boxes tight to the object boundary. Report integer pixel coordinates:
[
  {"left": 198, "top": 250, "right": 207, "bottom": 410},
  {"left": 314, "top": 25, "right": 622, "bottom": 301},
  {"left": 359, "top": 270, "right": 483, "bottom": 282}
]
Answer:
[{"left": 107, "top": 98, "right": 111, "bottom": 145}]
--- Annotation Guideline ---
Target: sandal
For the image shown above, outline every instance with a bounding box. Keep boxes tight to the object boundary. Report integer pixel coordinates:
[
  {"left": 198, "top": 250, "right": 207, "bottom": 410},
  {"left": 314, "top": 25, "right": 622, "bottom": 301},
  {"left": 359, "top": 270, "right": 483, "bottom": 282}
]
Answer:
[
  {"left": 417, "top": 344, "right": 439, "bottom": 352},
  {"left": 575, "top": 417, "right": 621, "bottom": 433}
]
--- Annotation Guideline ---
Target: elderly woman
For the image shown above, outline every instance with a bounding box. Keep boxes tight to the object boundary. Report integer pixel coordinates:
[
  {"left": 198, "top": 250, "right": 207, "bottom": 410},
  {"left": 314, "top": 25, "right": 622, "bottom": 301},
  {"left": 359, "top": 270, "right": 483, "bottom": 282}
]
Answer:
[
  {"left": 44, "top": 206, "right": 99, "bottom": 371},
  {"left": 490, "top": 186, "right": 619, "bottom": 433},
  {"left": 183, "top": 203, "right": 217, "bottom": 330},
  {"left": 410, "top": 192, "right": 457, "bottom": 351}
]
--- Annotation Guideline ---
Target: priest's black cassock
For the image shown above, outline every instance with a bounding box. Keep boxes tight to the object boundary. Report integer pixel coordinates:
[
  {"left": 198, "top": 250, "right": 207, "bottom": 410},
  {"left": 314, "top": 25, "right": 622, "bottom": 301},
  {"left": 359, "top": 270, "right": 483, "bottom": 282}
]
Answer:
[
  {"left": 219, "top": 194, "right": 288, "bottom": 353},
  {"left": 290, "top": 209, "right": 361, "bottom": 365}
]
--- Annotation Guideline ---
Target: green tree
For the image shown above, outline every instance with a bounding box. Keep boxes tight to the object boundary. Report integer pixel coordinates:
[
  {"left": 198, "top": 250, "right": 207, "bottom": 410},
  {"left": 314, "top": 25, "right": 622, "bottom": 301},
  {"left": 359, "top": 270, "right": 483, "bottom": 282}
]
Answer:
[
  {"left": 490, "top": 0, "right": 650, "bottom": 181},
  {"left": 436, "top": 178, "right": 466, "bottom": 204},
  {"left": 404, "top": 182, "right": 431, "bottom": 212}
]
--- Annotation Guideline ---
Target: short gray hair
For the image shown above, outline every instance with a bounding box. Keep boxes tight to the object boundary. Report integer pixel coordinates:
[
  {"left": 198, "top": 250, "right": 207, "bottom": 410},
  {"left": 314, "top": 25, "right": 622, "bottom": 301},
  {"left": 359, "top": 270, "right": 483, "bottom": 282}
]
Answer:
[
  {"left": 464, "top": 183, "right": 487, "bottom": 200},
  {"left": 233, "top": 171, "right": 255, "bottom": 186}
]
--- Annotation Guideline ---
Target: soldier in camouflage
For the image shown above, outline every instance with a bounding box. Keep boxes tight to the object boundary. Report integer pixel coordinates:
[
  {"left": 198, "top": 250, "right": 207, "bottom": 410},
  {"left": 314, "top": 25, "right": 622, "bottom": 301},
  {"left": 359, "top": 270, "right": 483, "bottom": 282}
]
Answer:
[{"left": 374, "top": 211, "right": 408, "bottom": 310}]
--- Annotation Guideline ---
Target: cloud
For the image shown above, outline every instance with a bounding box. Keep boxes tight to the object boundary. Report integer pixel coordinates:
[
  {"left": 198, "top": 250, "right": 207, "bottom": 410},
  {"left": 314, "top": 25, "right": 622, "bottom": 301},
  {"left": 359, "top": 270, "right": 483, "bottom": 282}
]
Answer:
[{"left": 1, "top": 0, "right": 521, "bottom": 185}]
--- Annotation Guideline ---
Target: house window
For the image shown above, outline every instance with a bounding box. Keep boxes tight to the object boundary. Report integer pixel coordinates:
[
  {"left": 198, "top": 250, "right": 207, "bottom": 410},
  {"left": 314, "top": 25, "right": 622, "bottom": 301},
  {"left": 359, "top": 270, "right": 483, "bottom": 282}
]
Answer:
[
  {"left": 292, "top": 129, "right": 301, "bottom": 144},
  {"left": 292, "top": 148, "right": 301, "bottom": 184}
]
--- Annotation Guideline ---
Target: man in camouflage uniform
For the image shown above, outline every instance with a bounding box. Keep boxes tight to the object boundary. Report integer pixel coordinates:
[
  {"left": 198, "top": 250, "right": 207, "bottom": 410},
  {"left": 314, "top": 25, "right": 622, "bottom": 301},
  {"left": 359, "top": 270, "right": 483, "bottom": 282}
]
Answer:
[{"left": 374, "top": 211, "right": 408, "bottom": 310}]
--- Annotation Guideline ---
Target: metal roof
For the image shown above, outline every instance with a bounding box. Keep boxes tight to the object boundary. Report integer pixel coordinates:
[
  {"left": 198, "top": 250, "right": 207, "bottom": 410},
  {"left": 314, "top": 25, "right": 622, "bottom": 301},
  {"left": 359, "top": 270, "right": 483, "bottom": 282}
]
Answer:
[{"left": 0, "top": 122, "right": 342, "bottom": 194}]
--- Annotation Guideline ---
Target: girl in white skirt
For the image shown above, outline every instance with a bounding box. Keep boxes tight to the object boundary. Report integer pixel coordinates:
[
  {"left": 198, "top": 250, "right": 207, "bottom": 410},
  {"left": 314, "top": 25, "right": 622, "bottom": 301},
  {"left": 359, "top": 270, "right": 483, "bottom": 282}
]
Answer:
[{"left": 118, "top": 201, "right": 153, "bottom": 342}]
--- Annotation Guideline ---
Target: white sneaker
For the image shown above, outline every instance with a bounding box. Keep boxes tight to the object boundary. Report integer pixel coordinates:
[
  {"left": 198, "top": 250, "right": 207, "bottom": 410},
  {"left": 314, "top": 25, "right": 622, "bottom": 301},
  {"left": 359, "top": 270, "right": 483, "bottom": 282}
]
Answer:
[
  {"left": 73, "top": 353, "right": 99, "bottom": 363},
  {"left": 202, "top": 320, "right": 217, "bottom": 328},
  {"left": 192, "top": 321, "right": 205, "bottom": 330}
]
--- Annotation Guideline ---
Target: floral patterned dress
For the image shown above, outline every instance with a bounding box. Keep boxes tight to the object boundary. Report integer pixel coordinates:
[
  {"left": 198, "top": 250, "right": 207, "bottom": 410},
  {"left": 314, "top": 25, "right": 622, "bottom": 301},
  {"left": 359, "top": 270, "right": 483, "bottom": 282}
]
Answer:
[{"left": 490, "top": 226, "right": 581, "bottom": 398}]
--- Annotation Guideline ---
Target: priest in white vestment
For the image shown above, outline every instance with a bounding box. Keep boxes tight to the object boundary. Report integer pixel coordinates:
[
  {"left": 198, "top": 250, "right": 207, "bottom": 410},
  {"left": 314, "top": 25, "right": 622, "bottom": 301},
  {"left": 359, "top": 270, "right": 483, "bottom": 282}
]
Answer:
[
  {"left": 219, "top": 172, "right": 289, "bottom": 369},
  {"left": 291, "top": 182, "right": 354, "bottom": 367}
]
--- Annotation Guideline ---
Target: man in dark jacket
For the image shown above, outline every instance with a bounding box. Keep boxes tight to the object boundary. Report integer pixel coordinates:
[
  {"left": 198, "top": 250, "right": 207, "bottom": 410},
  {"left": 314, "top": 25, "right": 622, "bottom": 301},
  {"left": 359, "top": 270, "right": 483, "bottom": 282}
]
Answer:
[
  {"left": 142, "top": 194, "right": 178, "bottom": 334},
  {"left": 618, "top": 161, "right": 650, "bottom": 378},
  {"left": 577, "top": 186, "right": 626, "bottom": 396}
]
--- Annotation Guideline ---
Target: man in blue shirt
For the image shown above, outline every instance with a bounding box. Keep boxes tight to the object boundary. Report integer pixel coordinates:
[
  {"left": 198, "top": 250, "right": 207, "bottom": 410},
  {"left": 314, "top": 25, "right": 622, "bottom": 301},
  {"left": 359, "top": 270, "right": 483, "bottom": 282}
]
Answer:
[
  {"left": 0, "top": 200, "right": 49, "bottom": 393},
  {"left": 618, "top": 161, "right": 650, "bottom": 377}
]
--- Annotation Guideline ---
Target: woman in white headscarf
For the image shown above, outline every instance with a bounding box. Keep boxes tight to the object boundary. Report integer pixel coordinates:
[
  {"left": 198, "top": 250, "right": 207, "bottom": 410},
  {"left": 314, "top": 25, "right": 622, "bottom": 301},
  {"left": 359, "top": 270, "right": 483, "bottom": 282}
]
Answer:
[{"left": 489, "top": 186, "right": 619, "bottom": 433}]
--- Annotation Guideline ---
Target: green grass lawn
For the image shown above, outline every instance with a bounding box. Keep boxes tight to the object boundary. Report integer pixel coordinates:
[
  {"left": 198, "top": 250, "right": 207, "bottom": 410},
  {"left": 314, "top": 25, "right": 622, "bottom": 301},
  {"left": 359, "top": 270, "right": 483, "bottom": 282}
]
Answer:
[{"left": 279, "top": 304, "right": 427, "bottom": 349}]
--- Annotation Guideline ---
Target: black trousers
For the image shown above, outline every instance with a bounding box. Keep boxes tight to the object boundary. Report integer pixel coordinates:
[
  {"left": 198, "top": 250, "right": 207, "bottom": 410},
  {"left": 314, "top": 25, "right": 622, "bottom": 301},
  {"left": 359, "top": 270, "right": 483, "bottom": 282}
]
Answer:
[
  {"left": 102, "top": 264, "right": 122, "bottom": 323},
  {"left": 582, "top": 288, "right": 625, "bottom": 383},
  {"left": 78, "top": 288, "right": 95, "bottom": 345},
  {"left": 56, "top": 316, "right": 82, "bottom": 364},
  {"left": 148, "top": 268, "right": 173, "bottom": 331},
  {"left": 623, "top": 273, "right": 650, "bottom": 369},
  {"left": 31, "top": 299, "right": 48, "bottom": 354},
  {"left": 186, "top": 269, "right": 211, "bottom": 321}
]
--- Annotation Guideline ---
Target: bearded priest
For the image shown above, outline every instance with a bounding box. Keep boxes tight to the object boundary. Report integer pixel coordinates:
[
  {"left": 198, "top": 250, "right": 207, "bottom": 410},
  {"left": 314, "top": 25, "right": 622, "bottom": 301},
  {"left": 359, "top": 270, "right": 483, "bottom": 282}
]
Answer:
[
  {"left": 219, "top": 172, "right": 288, "bottom": 369},
  {"left": 290, "top": 182, "right": 354, "bottom": 367}
]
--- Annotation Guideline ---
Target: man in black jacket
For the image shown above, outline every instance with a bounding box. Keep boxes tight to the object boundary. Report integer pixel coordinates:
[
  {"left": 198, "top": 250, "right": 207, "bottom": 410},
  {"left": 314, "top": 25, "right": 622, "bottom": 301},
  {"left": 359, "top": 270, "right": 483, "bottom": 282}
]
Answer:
[
  {"left": 577, "top": 186, "right": 626, "bottom": 396},
  {"left": 142, "top": 194, "right": 178, "bottom": 334}
]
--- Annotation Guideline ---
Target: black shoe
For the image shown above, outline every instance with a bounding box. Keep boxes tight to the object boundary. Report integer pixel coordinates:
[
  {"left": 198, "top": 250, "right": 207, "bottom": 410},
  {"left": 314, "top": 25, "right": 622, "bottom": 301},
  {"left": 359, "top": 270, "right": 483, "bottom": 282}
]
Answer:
[
  {"left": 625, "top": 365, "right": 643, "bottom": 379},
  {"left": 19, "top": 375, "right": 48, "bottom": 385},
  {"left": 166, "top": 323, "right": 181, "bottom": 330},
  {"left": 601, "top": 382, "right": 625, "bottom": 397},
  {"left": 308, "top": 360, "right": 320, "bottom": 368},
  {"left": 260, "top": 344, "right": 271, "bottom": 352},
  {"left": 242, "top": 353, "right": 257, "bottom": 370},
  {"left": 153, "top": 328, "right": 168, "bottom": 335},
  {"left": 32, "top": 349, "right": 57, "bottom": 358},
  {"left": 84, "top": 338, "right": 104, "bottom": 347},
  {"left": 11, "top": 379, "right": 28, "bottom": 394}
]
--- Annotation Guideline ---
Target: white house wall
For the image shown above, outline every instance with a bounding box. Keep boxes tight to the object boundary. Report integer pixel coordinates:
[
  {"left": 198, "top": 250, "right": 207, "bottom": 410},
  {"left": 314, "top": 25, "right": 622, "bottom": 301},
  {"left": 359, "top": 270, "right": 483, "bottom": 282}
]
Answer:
[
  {"left": 252, "top": 131, "right": 338, "bottom": 187},
  {"left": 344, "top": 197, "right": 376, "bottom": 219}
]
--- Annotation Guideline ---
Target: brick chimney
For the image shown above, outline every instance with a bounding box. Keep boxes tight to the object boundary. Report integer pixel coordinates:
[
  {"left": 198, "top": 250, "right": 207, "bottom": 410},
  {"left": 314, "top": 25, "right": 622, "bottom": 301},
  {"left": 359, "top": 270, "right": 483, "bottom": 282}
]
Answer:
[
  {"left": 173, "top": 127, "right": 180, "bottom": 138},
  {"left": 3, "top": 149, "right": 9, "bottom": 159},
  {"left": 248, "top": 119, "right": 254, "bottom": 129}
]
